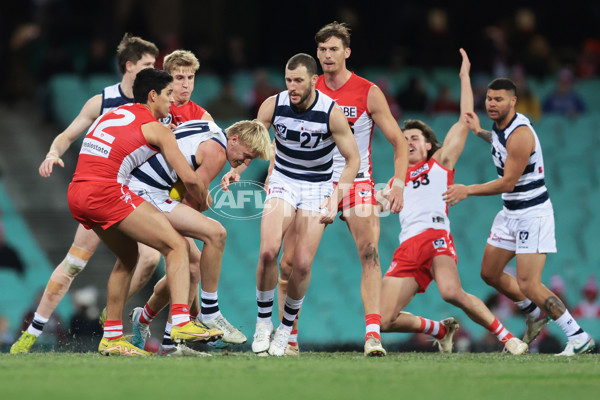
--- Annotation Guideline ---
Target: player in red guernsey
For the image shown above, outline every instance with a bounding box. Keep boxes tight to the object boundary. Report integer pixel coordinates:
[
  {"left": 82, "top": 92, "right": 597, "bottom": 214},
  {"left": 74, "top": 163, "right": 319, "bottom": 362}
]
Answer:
[
  {"left": 275, "top": 22, "right": 409, "bottom": 357},
  {"left": 69, "top": 68, "right": 213, "bottom": 356},
  {"left": 160, "top": 50, "right": 213, "bottom": 127},
  {"left": 10, "top": 35, "right": 162, "bottom": 355},
  {"left": 377, "top": 49, "right": 528, "bottom": 355}
]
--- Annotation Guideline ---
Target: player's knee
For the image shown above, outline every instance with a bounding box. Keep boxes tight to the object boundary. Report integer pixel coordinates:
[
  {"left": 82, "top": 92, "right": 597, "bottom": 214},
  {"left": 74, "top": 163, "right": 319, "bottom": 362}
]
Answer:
[
  {"left": 138, "top": 247, "right": 161, "bottom": 270},
  {"left": 170, "top": 235, "right": 190, "bottom": 256},
  {"left": 60, "top": 245, "right": 93, "bottom": 276},
  {"left": 292, "top": 256, "right": 311, "bottom": 279},
  {"left": 480, "top": 269, "right": 499, "bottom": 287},
  {"left": 516, "top": 277, "right": 536, "bottom": 299},
  {"left": 439, "top": 286, "right": 462, "bottom": 305},
  {"left": 280, "top": 255, "right": 293, "bottom": 278},
  {"left": 215, "top": 224, "right": 227, "bottom": 247},
  {"left": 259, "top": 247, "right": 279, "bottom": 265},
  {"left": 205, "top": 223, "right": 227, "bottom": 249}
]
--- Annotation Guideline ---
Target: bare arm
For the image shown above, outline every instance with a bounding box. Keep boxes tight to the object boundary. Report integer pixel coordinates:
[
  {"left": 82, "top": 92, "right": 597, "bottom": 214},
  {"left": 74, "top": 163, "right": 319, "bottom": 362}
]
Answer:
[
  {"left": 182, "top": 140, "right": 227, "bottom": 211},
  {"left": 321, "top": 105, "right": 360, "bottom": 224},
  {"left": 443, "top": 126, "right": 534, "bottom": 205},
  {"left": 435, "top": 48, "right": 473, "bottom": 170},
  {"left": 143, "top": 121, "right": 208, "bottom": 210},
  {"left": 368, "top": 85, "right": 408, "bottom": 214},
  {"left": 39, "top": 95, "right": 103, "bottom": 177},
  {"left": 262, "top": 139, "right": 276, "bottom": 193},
  {"left": 464, "top": 112, "right": 492, "bottom": 144},
  {"left": 193, "top": 140, "right": 227, "bottom": 186},
  {"left": 201, "top": 110, "right": 214, "bottom": 122}
]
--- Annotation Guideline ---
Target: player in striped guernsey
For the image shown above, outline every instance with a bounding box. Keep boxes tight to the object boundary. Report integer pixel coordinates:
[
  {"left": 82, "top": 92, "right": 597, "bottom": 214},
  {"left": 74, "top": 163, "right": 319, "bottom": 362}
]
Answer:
[
  {"left": 249, "top": 53, "right": 359, "bottom": 357},
  {"left": 378, "top": 49, "right": 528, "bottom": 355},
  {"left": 127, "top": 119, "right": 271, "bottom": 355},
  {"left": 275, "top": 21, "right": 409, "bottom": 357},
  {"left": 445, "top": 78, "right": 595, "bottom": 356},
  {"left": 11, "top": 34, "right": 160, "bottom": 354}
]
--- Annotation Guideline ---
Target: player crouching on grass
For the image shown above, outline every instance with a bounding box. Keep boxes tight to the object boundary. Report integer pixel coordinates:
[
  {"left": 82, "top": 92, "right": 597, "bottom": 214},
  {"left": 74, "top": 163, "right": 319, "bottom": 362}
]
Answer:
[{"left": 126, "top": 119, "right": 271, "bottom": 356}]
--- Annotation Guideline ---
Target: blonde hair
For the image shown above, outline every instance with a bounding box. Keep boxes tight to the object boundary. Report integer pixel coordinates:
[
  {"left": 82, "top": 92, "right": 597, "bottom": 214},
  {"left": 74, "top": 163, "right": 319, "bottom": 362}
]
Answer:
[
  {"left": 226, "top": 120, "right": 272, "bottom": 160},
  {"left": 163, "top": 50, "right": 200, "bottom": 75}
]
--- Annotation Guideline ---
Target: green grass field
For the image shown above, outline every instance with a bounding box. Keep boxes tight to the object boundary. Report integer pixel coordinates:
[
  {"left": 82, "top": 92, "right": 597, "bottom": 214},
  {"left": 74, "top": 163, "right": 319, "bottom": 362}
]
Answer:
[{"left": 1, "top": 352, "right": 599, "bottom": 400}]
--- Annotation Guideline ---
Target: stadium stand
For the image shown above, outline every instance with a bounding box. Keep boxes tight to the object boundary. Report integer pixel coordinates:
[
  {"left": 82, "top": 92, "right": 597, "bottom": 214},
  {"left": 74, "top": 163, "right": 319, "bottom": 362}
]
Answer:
[
  {"left": 18, "top": 68, "right": 600, "bottom": 349},
  {"left": 48, "top": 74, "right": 89, "bottom": 129},
  {"left": 0, "top": 182, "right": 73, "bottom": 332}
]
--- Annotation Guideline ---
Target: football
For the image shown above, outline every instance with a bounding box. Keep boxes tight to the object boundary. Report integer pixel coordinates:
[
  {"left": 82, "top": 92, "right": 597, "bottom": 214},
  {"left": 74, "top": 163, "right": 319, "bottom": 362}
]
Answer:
[{"left": 169, "top": 179, "right": 187, "bottom": 201}]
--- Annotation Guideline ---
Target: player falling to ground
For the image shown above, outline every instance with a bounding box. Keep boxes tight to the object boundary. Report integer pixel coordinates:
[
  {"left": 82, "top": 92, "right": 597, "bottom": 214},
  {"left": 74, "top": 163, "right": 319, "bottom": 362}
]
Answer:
[
  {"left": 11, "top": 34, "right": 161, "bottom": 354},
  {"left": 444, "top": 77, "right": 596, "bottom": 356},
  {"left": 127, "top": 119, "right": 271, "bottom": 356},
  {"left": 274, "top": 21, "right": 409, "bottom": 357},
  {"left": 378, "top": 49, "right": 528, "bottom": 355}
]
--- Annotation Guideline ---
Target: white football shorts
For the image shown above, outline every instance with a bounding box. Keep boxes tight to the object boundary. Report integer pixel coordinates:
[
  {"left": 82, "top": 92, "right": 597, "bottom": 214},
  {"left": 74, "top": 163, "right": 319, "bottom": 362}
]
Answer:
[
  {"left": 265, "top": 170, "right": 333, "bottom": 213},
  {"left": 486, "top": 209, "right": 557, "bottom": 254},
  {"left": 131, "top": 186, "right": 180, "bottom": 213}
]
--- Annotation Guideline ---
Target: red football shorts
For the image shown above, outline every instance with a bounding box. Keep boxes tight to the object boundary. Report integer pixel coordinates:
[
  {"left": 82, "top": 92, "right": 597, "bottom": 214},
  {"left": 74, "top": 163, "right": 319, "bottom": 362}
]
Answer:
[
  {"left": 335, "top": 179, "right": 377, "bottom": 214},
  {"left": 385, "top": 229, "right": 458, "bottom": 293},
  {"left": 68, "top": 181, "right": 145, "bottom": 230}
]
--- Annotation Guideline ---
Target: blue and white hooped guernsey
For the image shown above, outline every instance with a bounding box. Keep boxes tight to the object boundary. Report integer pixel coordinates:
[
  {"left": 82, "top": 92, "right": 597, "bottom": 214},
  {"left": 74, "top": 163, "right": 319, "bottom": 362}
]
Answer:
[
  {"left": 128, "top": 120, "right": 227, "bottom": 191},
  {"left": 271, "top": 90, "right": 336, "bottom": 183},
  {"left": 101, "top": 83, "right": 134, "bottom": 115},
  {"left": 491, "top": 112, "right": 553, "bottom": 217}
]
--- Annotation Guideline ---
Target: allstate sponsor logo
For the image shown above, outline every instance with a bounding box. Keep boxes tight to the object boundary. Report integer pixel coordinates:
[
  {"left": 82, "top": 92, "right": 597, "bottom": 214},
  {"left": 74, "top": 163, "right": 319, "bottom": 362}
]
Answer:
[{"left": 209, "top": 180, "right": 268, "bottom": 220}]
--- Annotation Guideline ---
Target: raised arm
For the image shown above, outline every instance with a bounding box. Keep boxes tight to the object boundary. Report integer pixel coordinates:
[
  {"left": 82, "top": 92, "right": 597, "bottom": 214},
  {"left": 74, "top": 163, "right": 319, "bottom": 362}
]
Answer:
[
  {"left": 368, "top": 85, "right": 408, "bottom": 213},
  {"left": 39, "top": 95, "right": 103, "bottom": 177},
  {"left": 435, "top": 48, "right": 473, "bottom": 170}
]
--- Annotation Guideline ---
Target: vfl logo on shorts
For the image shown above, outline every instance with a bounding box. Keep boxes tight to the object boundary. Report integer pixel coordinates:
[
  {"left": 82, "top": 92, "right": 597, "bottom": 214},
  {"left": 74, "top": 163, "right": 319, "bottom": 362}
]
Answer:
[
  {"left": 519, "top": 231, "right": 529, "bottom": 242},
  {"left": 433, "top": 238, "right": 447, "bottom": 249},
  {"left": 274, "top": 124, "right": 287, "bottom": 140},
  {"left": 359, "top": 190, "right": 372, "bottom": 198}
]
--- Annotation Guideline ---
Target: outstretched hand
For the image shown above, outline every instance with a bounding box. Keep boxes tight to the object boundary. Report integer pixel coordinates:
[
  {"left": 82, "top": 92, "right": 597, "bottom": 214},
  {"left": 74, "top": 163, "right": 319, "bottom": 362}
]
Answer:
[
  {"left": 459, "top": 48, "right": 471, "bottom": 78},
  {"left": 443, "top": 184, "right": 469, "bottom": 206}
]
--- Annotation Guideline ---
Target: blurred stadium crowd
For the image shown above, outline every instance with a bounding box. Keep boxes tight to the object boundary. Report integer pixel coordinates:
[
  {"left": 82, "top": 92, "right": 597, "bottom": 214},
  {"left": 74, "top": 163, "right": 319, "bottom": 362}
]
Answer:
[{"left": 1, "top": 1, "right": 600, "bottom": 353}]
